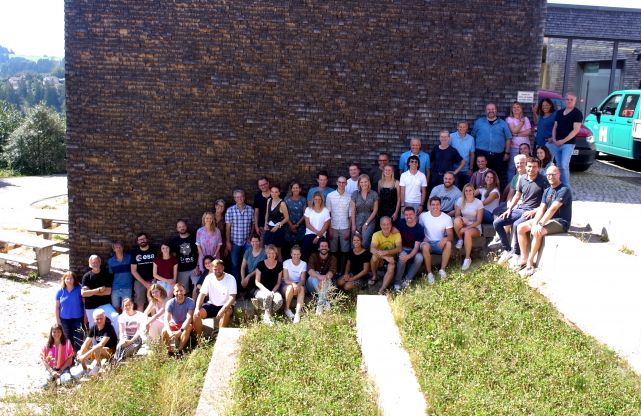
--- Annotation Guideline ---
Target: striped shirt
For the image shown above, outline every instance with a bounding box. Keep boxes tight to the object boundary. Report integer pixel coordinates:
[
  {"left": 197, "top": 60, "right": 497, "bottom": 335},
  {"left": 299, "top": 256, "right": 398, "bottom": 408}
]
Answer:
[{"left": 225, "top": 203, "right": 254, "bottom": 246}]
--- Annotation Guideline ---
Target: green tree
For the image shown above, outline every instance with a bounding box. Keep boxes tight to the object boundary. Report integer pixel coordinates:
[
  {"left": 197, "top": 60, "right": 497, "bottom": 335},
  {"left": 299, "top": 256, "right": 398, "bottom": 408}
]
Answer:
[
  {"left": 0, "top": 101, "right": 23, "bottom": 166},
  {"left": 2, "top": 104, "right": 65, "bottom": 174}
]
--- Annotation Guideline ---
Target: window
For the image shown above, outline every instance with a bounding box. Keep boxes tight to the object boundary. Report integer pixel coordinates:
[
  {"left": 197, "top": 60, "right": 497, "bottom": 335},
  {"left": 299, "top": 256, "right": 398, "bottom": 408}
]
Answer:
[
  {"left": 600, "top": 94, "right": 621, "bottom": 116},
  {"left": 618, "top": 94, "right": 639, "bottom": 118}
]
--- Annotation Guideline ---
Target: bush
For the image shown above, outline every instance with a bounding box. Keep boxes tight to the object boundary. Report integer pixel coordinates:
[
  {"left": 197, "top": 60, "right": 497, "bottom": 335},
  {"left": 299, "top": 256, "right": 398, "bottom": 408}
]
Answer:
[
  {"left": 2, "top": 103, "right": 65, "bottom": 175},
  {"left": 0, "top": 101, "right": 23, "bottom": 166}
]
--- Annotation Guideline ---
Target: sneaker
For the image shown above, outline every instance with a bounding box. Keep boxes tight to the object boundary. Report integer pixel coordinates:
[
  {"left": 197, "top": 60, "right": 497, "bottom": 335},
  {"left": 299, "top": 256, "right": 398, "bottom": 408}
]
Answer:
[
  {"left": 427, "top": 272, "right": 435, "bottom": 285},
  {"left": 262, "top": 312, "right": 274, "bottom": 326},
  {"left": 401, "top": 280, "right": 412, "bottom": 290},
  {"left": 315, "top": 304, "right": 323, "bottom": 315},
  {"left": 497, "top": 250, "right": 513, "bottom": 265},
  {"left": 455, "top": 239, "right": 464, "bottom": 250},
  {"left": 487, "top": 234, "right": 501, "bottom": 249},
  {"left": 438, "top": 269, "right": 447, "bottom": 279},
  {"left": 461, "top": 258, "right": 472, "bottom": 271},
  {"left": 520, "top": 266, "right": 536, "bottom": 277},
  {"left": 293, "top": 313, "right": 301, "bottom": 324},
  {"left": 393, "top": 284, "right": 401, "bottom": 293},
  {"left": 284, "top": 309, "right": 295, "bottom": 320},
  {"left": 88, "top": 365, "right": 100, "bottom": 377},
  {"left": 251, "top": 298, "right": 260, "bottom": 310}
]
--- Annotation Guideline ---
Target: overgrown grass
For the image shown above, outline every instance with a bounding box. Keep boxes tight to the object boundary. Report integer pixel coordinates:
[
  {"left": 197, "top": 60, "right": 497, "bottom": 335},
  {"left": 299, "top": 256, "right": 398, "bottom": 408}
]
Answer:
[
  {"left": 4, "top": 341, "right": 213, "bottom": 416},
  {"left": 391, "top": 263, "right": 641, "bottom": 415},
  {"left": 229, "top": 308, "right": 378, "bottom": 416},
  {"left": 0, "top": 167, "right": 21, "bottom": 178}
]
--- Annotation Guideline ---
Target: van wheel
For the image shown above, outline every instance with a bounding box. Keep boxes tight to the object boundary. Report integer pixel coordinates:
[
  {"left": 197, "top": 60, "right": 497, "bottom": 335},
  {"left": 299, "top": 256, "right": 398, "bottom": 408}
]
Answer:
[{"left": 570, "top": 163, "right": 591, "bottom": 172}]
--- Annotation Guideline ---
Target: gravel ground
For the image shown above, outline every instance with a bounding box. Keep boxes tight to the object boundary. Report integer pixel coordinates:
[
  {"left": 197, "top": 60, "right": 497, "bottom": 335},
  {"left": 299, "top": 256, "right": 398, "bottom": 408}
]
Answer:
[{"left": 0, "top": 159, "right": 639, "bottom": 398}]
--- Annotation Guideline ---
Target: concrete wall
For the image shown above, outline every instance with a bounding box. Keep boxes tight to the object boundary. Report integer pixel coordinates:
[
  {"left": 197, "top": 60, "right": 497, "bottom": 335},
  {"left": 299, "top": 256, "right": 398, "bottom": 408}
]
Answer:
[{"left": 65, "top": 0, "right": 545, "bottom": 271}]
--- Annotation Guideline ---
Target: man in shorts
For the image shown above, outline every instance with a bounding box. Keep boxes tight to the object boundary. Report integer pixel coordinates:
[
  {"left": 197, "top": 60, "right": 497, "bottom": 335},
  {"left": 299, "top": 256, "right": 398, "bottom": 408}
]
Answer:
[
  {"left": 193, "top": 259, "right": 237, "bottom": 336},
  {"left": 515, "top": 166, "right": 572, "bottom": 276},
  {"left": 162, "top": 283, "right": 195, "bottom": 353},
  {"left": 326, "top": 176, "right": 352, "bottom": 275},
  {"left": 370, "top": 216, "right": 402, "bottom": 295},
  {"left": 419, "top": 196, "right": 454, "bottom": 284},
  {"left": 77, "top": 308, "right": 117, "bottom": 376}
]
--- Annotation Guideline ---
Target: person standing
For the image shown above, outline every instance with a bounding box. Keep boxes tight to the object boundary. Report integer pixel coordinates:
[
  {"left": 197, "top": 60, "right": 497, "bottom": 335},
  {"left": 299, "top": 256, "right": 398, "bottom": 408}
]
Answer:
[
  {"left": 107, "top": 240, "right": 133, "bottom": 313},
  {"left": 471, "top": 102, "right": 512, "bottom": 186},
  {"left": 548, "top": 92, "right": 583, "bottom": 187},
  {"left": 130, "top": 233, "right": 156, "bottom": 311},
  {"left": 430, "top": 130, "right": 465, "bottom": 189},
  {"left": 450, "top": 121, "right": 476, "bottom": 186},
  {"left": 399, "top": 137, "right": 430, "bottom": 179},
  {"left": 253, "top": 176, "right": 271, "bottom": 237},
  {"left": 82, "top": 255, "right": 119, "bottom": 331},
  {"left": 399, "top": 155, "right": 428, "bottom": 215},
  {"left": 506, "top": 102, "right": 532, "bottom": 180},
  {"left": 326, "top": 176, "right": 352, "bottom": 274},
  {"left": 170, "top": 220, "right": 198, "bottom": 295},
  {"left": 225, "top": 188, "right": 254, "bottom": 284}
]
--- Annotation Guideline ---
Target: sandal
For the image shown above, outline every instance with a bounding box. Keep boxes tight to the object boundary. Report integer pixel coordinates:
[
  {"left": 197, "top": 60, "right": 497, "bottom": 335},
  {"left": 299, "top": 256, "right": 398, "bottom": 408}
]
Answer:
[{"left": 511, "top": 262, "right": 527, "bottom": 272}]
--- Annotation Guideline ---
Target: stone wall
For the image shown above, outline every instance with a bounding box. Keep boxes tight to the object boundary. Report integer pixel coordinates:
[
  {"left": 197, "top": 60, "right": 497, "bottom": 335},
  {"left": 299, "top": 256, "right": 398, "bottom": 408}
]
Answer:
[{"left": 65, "top": 0, "right": 545, "bottom": 271}]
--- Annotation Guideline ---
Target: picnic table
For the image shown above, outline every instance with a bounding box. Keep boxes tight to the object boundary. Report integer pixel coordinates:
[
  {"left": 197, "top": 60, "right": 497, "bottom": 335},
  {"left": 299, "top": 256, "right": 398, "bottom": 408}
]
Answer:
[
  {"left": 34, "top": 212, "right": 68, "bottom": 229},
  {"left": 0, "top": 232, "right": 57, "bottom": 276}
]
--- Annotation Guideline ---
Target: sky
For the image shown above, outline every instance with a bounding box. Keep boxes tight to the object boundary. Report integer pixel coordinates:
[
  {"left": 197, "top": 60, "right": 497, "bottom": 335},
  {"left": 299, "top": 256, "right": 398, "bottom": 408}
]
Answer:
[{"left": 0, "top": 0, "right": 639, "bottom": 58}]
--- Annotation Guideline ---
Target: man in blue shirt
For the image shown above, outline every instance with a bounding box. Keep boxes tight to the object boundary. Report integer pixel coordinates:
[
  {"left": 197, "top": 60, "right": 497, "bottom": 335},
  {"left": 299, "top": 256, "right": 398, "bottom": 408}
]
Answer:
[
  {"left": 307, "top": 170, "right": 335, "bottom": 206},
  {"left": 471, "top": 103, "right": 512, "bottom": 186},
  {"left": 399, "top": 137, "right": 430, "bottom": 182},
  {"left": 450, "top": 121, "right": 476, "bottom": 187}
]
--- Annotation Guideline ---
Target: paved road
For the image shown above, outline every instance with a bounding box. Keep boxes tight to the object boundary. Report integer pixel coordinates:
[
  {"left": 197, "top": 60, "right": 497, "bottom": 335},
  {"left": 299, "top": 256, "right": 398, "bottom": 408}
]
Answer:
[{"left": 0, "top": 175, "right": 68, "bottom": 230}]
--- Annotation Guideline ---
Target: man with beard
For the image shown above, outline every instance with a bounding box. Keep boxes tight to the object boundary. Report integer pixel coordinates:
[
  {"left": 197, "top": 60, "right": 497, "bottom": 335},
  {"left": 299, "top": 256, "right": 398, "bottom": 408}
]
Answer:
[
  {"left": 471, "top": 102, "right": 512, "bottom": 186},
  {"left": 130, "top": 232, "right": 155, "bottom": 311},
  {"left": 306, "top": 239, "right": 337, "bottom": 315},
  {"left": 162, "top": 283, "right": 195, "bottom": 354},
  {"left": 428, "top": 172, "right": 462, "bottom": 217}
]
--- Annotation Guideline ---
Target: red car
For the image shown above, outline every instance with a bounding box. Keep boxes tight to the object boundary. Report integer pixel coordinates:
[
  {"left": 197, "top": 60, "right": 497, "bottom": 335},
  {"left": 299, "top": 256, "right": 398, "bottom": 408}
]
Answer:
[{"left": 536, "top": 89, "right": 596, "bottom": 172}]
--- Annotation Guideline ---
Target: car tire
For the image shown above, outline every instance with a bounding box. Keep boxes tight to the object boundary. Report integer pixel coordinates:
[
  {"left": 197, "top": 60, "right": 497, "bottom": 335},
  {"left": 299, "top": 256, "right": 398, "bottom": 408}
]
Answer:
[{"left": 570, "top": 163, "right": 591, "bottom": 172}]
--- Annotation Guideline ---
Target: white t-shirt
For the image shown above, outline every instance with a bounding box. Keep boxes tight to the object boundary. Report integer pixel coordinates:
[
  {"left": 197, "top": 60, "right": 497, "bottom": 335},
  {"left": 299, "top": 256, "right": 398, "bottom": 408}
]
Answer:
[
  {"left": 419, "top": 211, "right": 453, "bottom": 242},
  {"left": 455, "top": 197, "right": 484, "bottom": 231},
  {"left": 304, "top": 207, "right": 331, "bottom": 236},
  {"left": 200, "top": 272, "right": 237, "bottom": 306},
  {"left": 480, "top": 188, "right": 500, "bottom": 213},
  {"left": 119, "top": 311, "right": 146, "bottom": 339},
  {"left": 345, "top": 178, "right": 359, "bottom": 195},
  {"left": 283, "top": 259, "right": 307, "bottom": 283},
  {"left": 399, "top": 170, "right": 427, "bottom": 204}
]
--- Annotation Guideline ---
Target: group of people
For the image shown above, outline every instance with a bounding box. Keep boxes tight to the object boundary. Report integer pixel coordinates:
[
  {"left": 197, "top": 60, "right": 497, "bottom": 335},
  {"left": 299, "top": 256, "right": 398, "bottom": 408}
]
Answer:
[{"left": 42, "top": 96, "right": 579, "bottom": 385}]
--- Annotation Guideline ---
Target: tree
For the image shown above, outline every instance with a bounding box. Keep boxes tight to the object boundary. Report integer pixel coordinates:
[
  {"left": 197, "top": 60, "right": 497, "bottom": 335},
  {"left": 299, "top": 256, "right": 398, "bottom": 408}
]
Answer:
[
  {"left": 2, "top": 104, "right": 65, "bottom": 175},
  {"left": 0, "top": 101, "right": 23, "bottom": 166}
]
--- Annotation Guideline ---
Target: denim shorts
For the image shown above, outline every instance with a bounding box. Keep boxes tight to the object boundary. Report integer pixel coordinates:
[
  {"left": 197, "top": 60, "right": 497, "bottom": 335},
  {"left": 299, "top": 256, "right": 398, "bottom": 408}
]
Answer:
[{"left": 423, "top": 240, "right": 443, "bottom": 254}]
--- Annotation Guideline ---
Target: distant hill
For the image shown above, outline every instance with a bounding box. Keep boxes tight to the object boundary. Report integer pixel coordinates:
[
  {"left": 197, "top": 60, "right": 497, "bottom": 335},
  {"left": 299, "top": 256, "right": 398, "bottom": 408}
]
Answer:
[{"left": 0, "top": 44, "right": 64, "bottom": 78}]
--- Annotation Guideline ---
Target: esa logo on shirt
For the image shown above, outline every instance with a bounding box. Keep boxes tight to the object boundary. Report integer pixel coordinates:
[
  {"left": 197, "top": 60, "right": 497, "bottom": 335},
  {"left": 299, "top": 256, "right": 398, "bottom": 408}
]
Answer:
[{"left": 135, "top": 253, "right": 154, "bottom": 262}]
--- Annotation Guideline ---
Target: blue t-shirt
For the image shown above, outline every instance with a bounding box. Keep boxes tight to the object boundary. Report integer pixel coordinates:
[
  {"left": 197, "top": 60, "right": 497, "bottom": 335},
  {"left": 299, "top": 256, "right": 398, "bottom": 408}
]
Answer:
[
  {"left": 450, "top": 133, "right": 476, "bottom": 172},
  {"left": 108, "top": 253, "right": 133, "bottom": 291},
  {"left": 535, "top": 113, "right": 556, "bottom": 147},
  {"left": 307, "top": 186, "right": 335, "bottom": 204},
  {"left": 56, "top": 285, "right": 84, "bottom": 319},
  {"left": 542, "top": 183, "right": 572, "bottom": 231},
  {"left": 166, "top": 297, "right": 195, "bottom": 325},
  {"left": 399, "top": 150, "right": 430, "bottom": 176}
]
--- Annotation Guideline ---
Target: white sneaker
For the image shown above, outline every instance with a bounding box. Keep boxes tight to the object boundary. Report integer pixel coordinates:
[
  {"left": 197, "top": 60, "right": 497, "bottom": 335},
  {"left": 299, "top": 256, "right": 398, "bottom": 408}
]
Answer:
[
  {"left": 284, "top": 309, "right": 295, "bottom": 320},
  {"left": 438, "top": 269, "right": 447, "bottom": 279},
  {"left": 315, "top": 305, "right": 323, "bottom": 316},
  {"left": 393, "top": 284, "right": 401, "bottom": 292},
  {"left": 262, "top": 312, "right": 274, "bottom": 326},
  {"left": 455, "top": 239, "right": 464, "bottom": 250},
  {"left": 487, "top": 235, "right": 501, "bottom": 249},
  {"left": 427, "top": 272, "right": 435, "bottom": 285},
  {"left": 401, "top": 280, "right": 411, "bottom": 290},
  {"left": 293, "top": 313, "right": 301, "bottom": 324},
  {"left": 497, "top": 250, "right": 513, "bottom": 265},
  {"left": 462, "top": 258, "right": 472, "bottom": 271},
  {"left": 88, "top": 365, "right": 100, "bottom": 377}
]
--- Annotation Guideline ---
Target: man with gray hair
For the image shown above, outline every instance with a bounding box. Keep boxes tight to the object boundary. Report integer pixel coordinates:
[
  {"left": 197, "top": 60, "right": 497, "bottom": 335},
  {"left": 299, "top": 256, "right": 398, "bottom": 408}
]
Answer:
[
  {"left": 399, "top": 136, "right": 430, "bottom": 180},
  {"left": 78, "top": 308, "right": 117, "bottom": 376},
  {"left": 225, "top": 188, "right": 254, "bottom": 285},
  {"left": 82, "top": 254, "right": 119, "bottom": 331},
  {"left": 430, "top": 130, "right": 465, "bottom": 189}
]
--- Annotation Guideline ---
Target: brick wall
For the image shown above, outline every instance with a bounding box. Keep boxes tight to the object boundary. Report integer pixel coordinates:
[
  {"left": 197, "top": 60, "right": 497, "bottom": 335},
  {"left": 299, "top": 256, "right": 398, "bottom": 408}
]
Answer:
[{"left": 65, "top": 0, "right": 545, "bottom": 271}]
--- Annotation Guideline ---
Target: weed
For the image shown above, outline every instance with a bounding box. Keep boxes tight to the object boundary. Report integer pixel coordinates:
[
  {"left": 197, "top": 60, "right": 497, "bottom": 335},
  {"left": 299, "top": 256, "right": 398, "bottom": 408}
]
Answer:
[
  {"left": 619, "top": 245, "right": 635, "bottom": 255},
  {"left": 27, "top": 271, "right": 39, "bottom": 281},
  {"left": 7, "top": 294, "right": 16, "bottom": 300}
]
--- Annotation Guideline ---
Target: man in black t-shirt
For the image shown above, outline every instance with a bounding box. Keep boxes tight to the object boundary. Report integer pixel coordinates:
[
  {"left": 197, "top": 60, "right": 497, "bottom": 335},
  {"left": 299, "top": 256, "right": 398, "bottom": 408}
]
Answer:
[
  {"left": 548, "top": 92, "right": 583, "bottom": 187},
  {"left": 78, "top": 309, "right": 117, "bottom": 376},
  {"left": 81, "top": 254, "right": 119, "bottom": 330},
  {"left": 170, "top": 220, "right": 198, "bottom": 293},
  {"left": 130, "top": 232, "right": 156, "bottom": 311}
]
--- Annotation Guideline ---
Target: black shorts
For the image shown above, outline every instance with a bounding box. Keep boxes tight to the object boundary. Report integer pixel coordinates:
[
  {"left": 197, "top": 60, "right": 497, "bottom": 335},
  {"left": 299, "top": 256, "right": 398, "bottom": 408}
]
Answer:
[{"left": 202, "top": 303, "right": 224, "bottom": 318}]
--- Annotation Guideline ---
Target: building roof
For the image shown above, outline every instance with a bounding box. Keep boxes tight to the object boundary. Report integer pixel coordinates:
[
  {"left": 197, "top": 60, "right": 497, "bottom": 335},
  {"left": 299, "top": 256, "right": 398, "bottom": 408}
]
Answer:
[{"left": 545, "top": 3, "right": 641, "bottom": 42}]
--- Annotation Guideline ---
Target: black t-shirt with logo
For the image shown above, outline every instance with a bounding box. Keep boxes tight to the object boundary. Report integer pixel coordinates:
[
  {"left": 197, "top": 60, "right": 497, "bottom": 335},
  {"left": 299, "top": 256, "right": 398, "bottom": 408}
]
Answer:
[
  {"left": 88, "top": 320, "right": 118, "bottom": 350},
  {"left": 170, "top": 234, "right": 198, "bottom": 272},
  {"left": 131, "top": 246, "right": 156, "bottom": 281}
]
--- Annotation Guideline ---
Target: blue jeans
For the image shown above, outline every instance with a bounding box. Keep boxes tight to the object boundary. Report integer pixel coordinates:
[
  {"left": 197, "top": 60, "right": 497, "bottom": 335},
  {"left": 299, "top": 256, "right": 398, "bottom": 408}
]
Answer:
[
  {"left": 394, "top": 248, "right": 424, "bottom": 284},
  {"left": 111, "top": 287, "right": 132, "bottom": 310},
  {"left": 482, "top": 209, "right": 494, "bottom": 224},
  {"left": 493, "top": 208, "right": 528, "bottom": 254},
  {"left": 230, "top": 242, "right": 249, "bottom": 284},
  {"left": 546, "top": 142, "right": 575, "bottom": 186},
  {"left": 60, "top": 317, "right": 84, "bottom": 352}
]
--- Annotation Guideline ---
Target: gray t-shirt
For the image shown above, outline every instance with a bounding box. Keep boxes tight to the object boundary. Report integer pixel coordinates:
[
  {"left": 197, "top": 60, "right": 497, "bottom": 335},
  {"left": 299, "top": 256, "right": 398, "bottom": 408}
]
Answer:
[
  {"left": 429, "top": 185, "right": 462, "bottom": 213},
  {"left": 517, "top": 174, "right": 548, "bottom": 210},
  {"left": 166, "top": 297, "right": 195, "bottom": 325}
]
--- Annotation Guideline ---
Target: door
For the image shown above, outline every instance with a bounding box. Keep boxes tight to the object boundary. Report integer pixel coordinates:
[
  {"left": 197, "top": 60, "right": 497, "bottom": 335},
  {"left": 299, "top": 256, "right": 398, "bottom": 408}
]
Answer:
[
  {"left": 591, "top": 93, "right": 622, "bottom": 155},
  {"left": 611, "top": 94, "right": 639, "bottom": 158}
]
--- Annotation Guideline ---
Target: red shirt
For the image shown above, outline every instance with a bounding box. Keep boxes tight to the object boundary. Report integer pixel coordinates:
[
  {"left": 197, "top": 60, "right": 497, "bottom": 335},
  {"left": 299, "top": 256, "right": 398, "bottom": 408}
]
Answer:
[{"left": 153, "top": 256, "right": 177, "bottom": 280}]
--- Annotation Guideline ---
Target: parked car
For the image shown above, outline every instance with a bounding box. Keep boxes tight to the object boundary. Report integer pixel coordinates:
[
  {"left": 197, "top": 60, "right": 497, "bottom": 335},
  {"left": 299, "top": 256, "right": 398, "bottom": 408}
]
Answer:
[
  {"left": 536, "top": 89, "right": 596, "bottom": 172},
  {"left": 584, "top": 90, "right": 641, "bottom": 161}
]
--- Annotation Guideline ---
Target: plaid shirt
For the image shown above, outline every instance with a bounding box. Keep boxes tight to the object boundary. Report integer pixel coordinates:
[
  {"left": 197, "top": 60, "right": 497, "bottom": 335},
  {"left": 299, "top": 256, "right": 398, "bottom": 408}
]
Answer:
[{"left": 225, "top": 203, "right": 254, "bottom": 245}]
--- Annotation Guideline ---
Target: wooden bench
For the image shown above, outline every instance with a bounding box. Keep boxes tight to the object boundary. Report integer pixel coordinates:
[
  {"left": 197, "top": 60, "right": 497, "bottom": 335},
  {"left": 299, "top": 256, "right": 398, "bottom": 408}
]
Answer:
[
  {"left": 28, "top": 226, "right": 69, "bottom": 240},
  {"left": 0, "top": 232, "right": 57, "bottom": 276},
  {"left": 0, "top": 252, "right": 37, "bottom": 267},
  {"left": 34, "top": 212, "right": 68, "bottom": 229}
]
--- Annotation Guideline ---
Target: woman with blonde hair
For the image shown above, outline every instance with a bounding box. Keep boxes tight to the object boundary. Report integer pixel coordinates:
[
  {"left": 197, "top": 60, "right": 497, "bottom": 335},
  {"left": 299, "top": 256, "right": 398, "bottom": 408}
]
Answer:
[
  {"left": 113, "top": 298, "right": 146, "bottom": 365},
  {"left": 214, "top": 199, "right": 228, "bottom": 259},
  {"left": 143, "top": 283, "right": 168, "bottom": 339},
  {"left": 302, "top": 191, "right": 331, "bottom": 261},
  {"left": 506, "top": 101, "right": 532, "bottom": 179},
  {"left": 196, "top": 211, "right": 222, "bottom": 272},
  {"left": 474, "top": 169, "right": 500, "bottom": 224},
  {"left": 454, "top": 183, "right": 484, "bottom": 271},
  {"left": 254, "top": 244, "right": 284, "bottom": 325},
  {"left": 55, "top": 271, "right": 85, "bottom": 352},
  {"left": 350, "top": 174, "right": 379, "bottom": 249},
  {"left": 377, "top": 165, "right": 400, "bottom": 223}
]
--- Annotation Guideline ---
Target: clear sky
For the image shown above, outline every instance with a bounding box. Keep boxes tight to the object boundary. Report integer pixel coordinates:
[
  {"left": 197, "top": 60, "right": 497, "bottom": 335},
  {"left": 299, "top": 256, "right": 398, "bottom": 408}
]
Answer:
[{"left": 0, "top": 0, "right": 639, "bottom": 58}]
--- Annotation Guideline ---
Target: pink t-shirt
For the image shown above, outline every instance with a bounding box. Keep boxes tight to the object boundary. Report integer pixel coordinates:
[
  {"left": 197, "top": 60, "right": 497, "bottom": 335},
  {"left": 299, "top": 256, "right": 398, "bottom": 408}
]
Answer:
[
  {"left": 42, "top": 340, "right": 74, "bottom": 369},
  {"left": 507, "top": 116, "right": 532, "bottom": 148}
]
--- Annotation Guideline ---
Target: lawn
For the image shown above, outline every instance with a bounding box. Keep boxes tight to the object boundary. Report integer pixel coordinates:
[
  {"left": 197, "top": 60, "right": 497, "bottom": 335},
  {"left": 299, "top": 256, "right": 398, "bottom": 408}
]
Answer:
[
  {"left": 4, "top": 341, "right": 212, "bottom": 416},
  {"left": 229, "top": 308, "right": 378, "bottom": 416},
  {"left": 391, "top": 263, "right": 641, "bottom": 415}
]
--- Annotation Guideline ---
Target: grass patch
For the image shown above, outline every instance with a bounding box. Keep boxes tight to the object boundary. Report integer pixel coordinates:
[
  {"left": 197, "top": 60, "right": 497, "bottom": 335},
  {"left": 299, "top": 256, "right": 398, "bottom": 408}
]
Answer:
[
  {"left": 229, "top": 309, "right": 378, "bottom": 416},
  {"left": 3, "top": 341, "right": 213, "bottom": 416},
  {"left": 619, "top": 245, "right": 635, "bottom": 256},
  {"left": 391, "top": 263, "right": 641, "bottom": 415}
]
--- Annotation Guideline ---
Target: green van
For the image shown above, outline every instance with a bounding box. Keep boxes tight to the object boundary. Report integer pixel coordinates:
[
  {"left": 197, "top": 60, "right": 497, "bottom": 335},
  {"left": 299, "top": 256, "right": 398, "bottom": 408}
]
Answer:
[{"left": 584, "top": 90, "right": 641, "bottom": 160}]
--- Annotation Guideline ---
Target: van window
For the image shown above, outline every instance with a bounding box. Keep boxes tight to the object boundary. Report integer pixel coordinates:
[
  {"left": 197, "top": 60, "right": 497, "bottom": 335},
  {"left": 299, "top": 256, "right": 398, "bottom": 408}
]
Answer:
[
  {"left": 618, "top": 94, "right": 639, "bottom": 118},
  {"left": 600, "top": 94, "right": 621, "bottom": 115}
]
